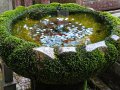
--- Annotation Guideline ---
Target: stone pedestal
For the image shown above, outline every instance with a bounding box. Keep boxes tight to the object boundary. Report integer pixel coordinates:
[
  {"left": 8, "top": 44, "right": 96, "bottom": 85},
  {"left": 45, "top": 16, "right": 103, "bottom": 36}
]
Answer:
[{"left": 0, "top": 58, "right": 16, "bottom": 90}]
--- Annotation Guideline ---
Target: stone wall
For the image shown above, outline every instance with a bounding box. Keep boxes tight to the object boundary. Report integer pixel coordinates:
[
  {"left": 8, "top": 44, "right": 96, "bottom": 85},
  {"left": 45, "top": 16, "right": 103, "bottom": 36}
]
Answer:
[
  {"left": 15, "top": 0, "right": 33, "bottom": 7},
  {"left": 51, "top": 0, "right": 120, "bottom": 10},
  {"left": 12, "top": 0, "right": 120, "bottom": 10},
  {"left": 77, "top": 0, "right": 120, "bottom": 10},
  {"left": 0, "top": 0, "right": 13, "bottom": 13},
  {"left": 51, "top": 0, "right": 76, "bottom": 3},
  {"left": 1, "top": 0, "right": 120, "bottom": 11}
]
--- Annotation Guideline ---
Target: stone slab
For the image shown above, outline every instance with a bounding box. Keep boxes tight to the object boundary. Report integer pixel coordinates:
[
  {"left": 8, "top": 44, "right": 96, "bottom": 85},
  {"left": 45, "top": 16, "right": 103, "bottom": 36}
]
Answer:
[
  {"left": 33, "top": 47, "right": 77, "bottom": 59},
  {"left": 85, "top": 41, "right": 107, "bottom": 52},
  {"left": 4, "top": 82, "right": 16, "bottom": 90},
  {"left": 78, "top": 0, "right": 120, "bottom": 11},
  {"left": 90, "top": 77, "right": 111, "bottom": 90},
  {"left": 59, "top": 47, "right": 76, "bottom": 54},
  {"left": 33, "top": 47, "right": 55, "bottom": 59}
]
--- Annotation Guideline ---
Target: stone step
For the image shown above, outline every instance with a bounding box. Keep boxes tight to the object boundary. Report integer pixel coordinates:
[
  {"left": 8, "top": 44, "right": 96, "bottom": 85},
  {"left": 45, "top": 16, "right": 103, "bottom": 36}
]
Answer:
[
  {"left": 99, "top": 69, "right": 120, "bottom": 90},
  {"left": 4, "top": 82, "right": 16, "bottom": 90},
  {"left": 108, "top": 9, "right": 120, "bottom": 17},
  {"left": 90, "top": 77, "right": 111, "bottom": 90},
  {"left": 108, "top": 9, "right": 120, "bottom": 14},
  {"left": 112, "top": 13, "right": 120, "bottom": 17}
]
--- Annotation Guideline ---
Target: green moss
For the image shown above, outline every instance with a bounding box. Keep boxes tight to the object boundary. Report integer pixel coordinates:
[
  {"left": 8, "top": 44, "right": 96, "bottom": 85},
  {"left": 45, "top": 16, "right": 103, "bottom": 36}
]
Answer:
[
  {"left": 105, "top": 37, "right": 120, "bottom": 58},
  {"left": 76, "top": 46, "right": 106, "bottom": 78},
  {"left": 69, "top": 13, "right": 110, "bottom": 43},
  {"left": 113, "top": 27, "right": 120, "bottom": 36},
  {"left": 61, "top": 3, "right": 88, "bottom": 12},
  {"left": 8, "top": 42, "right": 38, "bottom": 78},
  {"left": 99, "top": 12, "right": 120, "bottom": 36},
  {"left": 0, "top": 26, "right": 10, "bottom": 55},
  {"left": 12, "top": 18, "right": 40, "bottom": 45},
  {"left": 1, "top": 36, "right": 23, "bottom": 61},
  {"left": 38, "top": 59, "right": 65, "bottom": 84},
  {"left": 0, "top": 3, "right": 120, "bottom": 84},
  {"left": 104, "top": 43, "right": 118, "bottom": 69},
  {"left": 0, "top": 26, "right": 10, "bottom": 41}
]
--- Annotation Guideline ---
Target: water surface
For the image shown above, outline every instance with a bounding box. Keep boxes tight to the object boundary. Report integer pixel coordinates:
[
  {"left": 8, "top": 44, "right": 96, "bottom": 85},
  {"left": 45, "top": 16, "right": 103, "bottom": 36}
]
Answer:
[{"left": 12, "top": 13, "right": 109, "bottom": 47}]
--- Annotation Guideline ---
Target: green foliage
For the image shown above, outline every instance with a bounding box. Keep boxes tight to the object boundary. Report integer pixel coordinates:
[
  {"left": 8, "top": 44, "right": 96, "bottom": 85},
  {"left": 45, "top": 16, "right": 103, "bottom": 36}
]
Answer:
[
  {"left": 99, "top": 12, "right": 120, "bottom": 35},
  {"left": 61, "top": 3, "right": 90, "bottom": 12},
  {"left": 104, "top": 43, "right": 118, "bottom": 69},
  {"left": 100, "top": 12, "right": 120, "bottom": 25},
  {"left": 0, "top": 3, "right": 120, "bottom": 84},
  {"left": 111, "top": 26, "right": 120, "bottom": 36},
  {"left": 1, "top": 36, "right": 23, "bottom": 61},
  {"left": 58, "top": 52, "right": 81, "bottom": 84},
  {"left": 8, "top": 42, "right": 38, "bottom": 78},
  {"left": 76, "top": 46, "right": 106, "bottom": 78},
  {"left": 105, "top": 37, "right": 120, "bottom": 58},
  {"left": 116, "top": 40, "right": 120, "bottom": 57},
  {"left": 38, "top": 59, "right": 65, "bottom": 84},
  {"left": 0, "top": 26, "right": 10, "bottom": 55},
  {"left": 0, "top": 26, "right": 9, "bottom": 41}
]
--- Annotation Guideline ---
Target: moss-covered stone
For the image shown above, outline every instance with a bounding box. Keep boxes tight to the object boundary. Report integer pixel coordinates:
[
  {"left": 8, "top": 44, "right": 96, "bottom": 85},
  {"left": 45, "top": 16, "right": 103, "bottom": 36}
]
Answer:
[
  {"left": 8, "top": 42, "right": 38, "bottom": 78},
  {"left": 0, "top": 3, "right": 120, "bottom": 84},
  {"left": 1, "top": 36, "right": 23, "bottom": 61}
]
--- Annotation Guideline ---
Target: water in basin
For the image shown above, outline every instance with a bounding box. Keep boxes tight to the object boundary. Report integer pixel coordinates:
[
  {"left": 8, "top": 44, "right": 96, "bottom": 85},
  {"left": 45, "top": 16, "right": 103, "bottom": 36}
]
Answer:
[{"left": 12, "top": 13, "right": 110, "bottom": 47}]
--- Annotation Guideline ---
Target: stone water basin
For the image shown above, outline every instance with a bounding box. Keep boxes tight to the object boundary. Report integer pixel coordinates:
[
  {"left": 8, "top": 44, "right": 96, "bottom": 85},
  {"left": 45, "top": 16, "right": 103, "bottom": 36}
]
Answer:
[{"left": 1, "top": 4, "right": 120, "bottom": 89}]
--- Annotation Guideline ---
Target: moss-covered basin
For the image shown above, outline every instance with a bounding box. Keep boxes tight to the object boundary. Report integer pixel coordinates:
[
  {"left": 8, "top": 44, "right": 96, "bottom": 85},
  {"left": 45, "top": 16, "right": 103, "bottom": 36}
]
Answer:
[{"left": 0, "top": 3, "right": 120, "bottom": 85}]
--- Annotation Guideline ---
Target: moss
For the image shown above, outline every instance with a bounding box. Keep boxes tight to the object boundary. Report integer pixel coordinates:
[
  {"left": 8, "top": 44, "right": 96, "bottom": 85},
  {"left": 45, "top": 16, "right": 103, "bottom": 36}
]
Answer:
[
  {"left": 116, "top": 40, "right": 120, "bottom": 58},
  {"left": 0, "top": 26, "right": 10, "bottom": 41},
  {"left": 0, "top": 3, "right": 120, "bottom": 84},
  {"left": 0, "top": 26, "right": 10, "bottom": 55},
  {"left": 99, "top": 12, "right": 120, "bottom": 25},
  {"left": 38, "top": 59, "right": 65, "bottom": 84},
  {"left": 104, "top": 43, "right": 118, "bottom": 69},
  {"left": 105, "top": 37, "right": 120, "bottom": 58},
  {"left": 12, "top": 18, "right": 40, "bottom": 45},
  {"left": 57, "top": 52, "right": 81, "bottom": 84},
  {"left": 76, "top": 46, "right": 106, "bottom": 78},
  {"left": 99, "top": 12, "right": 120, "bottom": 36},
  {"left": 113, "top": 27, "right": 120, "bottom": 36},
  {"left": 1, "top": 36, "right": 23, "bottom": 61},
  {"left": 68, "top": 13, "right": 110, "bottom": 43},
  {"left": 8, "top": 42, "right": 38, "bottom": 78},
  {"left": 0, "top": 26, "right": 10, "bottom": 45}
]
